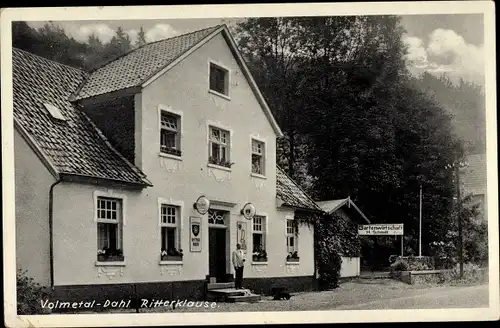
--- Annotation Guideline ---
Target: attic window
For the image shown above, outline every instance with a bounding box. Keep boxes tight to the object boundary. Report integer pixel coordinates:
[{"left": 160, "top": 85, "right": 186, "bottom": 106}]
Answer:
[
  {"left": 209, "top": 62, "right": 230, "bottom": 97},
  {"left": 43, "top": 103, "right": 66, "bottom": 121}
]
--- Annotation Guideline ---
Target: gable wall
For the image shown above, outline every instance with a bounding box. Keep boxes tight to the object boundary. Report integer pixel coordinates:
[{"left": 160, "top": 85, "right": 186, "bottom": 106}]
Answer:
[{"left": 15, "top": 129, "right": 55, "bottom": 286}]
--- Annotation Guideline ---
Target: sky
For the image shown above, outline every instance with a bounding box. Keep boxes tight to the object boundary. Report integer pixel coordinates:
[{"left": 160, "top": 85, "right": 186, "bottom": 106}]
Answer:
[{"left": 27, "top": 14, "right": 485, "bottom": 85}]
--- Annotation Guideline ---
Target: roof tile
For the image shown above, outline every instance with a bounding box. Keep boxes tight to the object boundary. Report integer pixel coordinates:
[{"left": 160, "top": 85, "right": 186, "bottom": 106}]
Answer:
[
  {"left": 74, "top": 25, "right": 222, "bottom": 100},
  {"left": 276, "top": 166, "right": 322, "bottom": 212},
  {"left": 13, "top": 48, "right": 150, "bottom": 186}
]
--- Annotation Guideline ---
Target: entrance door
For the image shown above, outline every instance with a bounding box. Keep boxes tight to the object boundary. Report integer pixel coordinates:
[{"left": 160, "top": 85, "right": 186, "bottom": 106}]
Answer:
[{"left": 209, "top": 227, "right": 227, "bottom": 282}]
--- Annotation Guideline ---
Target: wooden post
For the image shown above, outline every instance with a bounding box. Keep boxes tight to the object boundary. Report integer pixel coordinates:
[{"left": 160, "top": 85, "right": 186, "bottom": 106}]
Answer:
[
  {"left": 401, "top": 235, "right": 404, "bottom": 257},
  {"left": 419, "top": 184, "right": 422, "bottom": 257}
]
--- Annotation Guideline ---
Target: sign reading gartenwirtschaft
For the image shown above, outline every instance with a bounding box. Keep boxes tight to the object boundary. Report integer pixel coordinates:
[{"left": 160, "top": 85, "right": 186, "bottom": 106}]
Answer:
[{"left": 358, "top": 224, "right": 404, "bottom": 236}]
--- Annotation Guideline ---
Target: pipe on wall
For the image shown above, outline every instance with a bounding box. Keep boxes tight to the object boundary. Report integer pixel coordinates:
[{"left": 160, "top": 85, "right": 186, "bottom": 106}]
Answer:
[{"left": 49, "top": 179, "right": 62, "bottom": 289}]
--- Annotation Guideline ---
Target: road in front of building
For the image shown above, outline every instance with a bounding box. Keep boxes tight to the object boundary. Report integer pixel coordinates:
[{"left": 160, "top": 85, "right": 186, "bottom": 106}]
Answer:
[
  {"left": 334, "top": 283, "right": 489, "bottom": 310},
  {"left": 140, "top": 278, "right": 489, "bottom": 313}
]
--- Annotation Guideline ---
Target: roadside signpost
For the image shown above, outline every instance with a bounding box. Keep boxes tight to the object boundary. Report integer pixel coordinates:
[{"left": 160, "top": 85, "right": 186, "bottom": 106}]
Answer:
[{"left": 358, "top": 224, "right": 404, "bottom": 256}]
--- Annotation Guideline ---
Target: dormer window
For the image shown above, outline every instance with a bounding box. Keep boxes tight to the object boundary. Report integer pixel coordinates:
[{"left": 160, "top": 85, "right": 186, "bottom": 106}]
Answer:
[
  {"left": 160, "top": 111, "right": 181, "bottom": 157},
  {"left": 209, "top": 62, "right": 229, "bottom": 97},
  {"left": 43, "top": 103, "right": 66, "bottom": 121}
]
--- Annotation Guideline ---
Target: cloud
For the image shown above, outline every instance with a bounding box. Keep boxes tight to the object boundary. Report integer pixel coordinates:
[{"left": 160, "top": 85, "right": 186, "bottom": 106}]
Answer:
[
  {"left": 32, "top": 21, "right": 179, "bottom": 45},
  {"left": 403, "top": 29, "right": 484, "bottom": 85},
  {"left": 403, "top": 35, "right": 428, "bottom": 67},
  {"left": 145, "top": 24, "right": 179, "bottom": 42},
  {"left": 67, "top": 23, "right": 116, "bottom": 43},
  {"left": 127, "top": 29, "right": 139, "bottom": 45}
]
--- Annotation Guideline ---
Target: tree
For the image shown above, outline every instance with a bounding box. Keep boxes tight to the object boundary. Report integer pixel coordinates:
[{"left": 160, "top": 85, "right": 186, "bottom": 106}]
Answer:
[
  {"left": 235, "top": 16, "right": 461, "bottom": 265},
  {"left": 411, "top": 73, "right": 486, "bottom": 155},
  {"left": 135, "top": 26, "right": 147, "bottom": 48},
  {"left": 235, "top": 18, "right": 310, "bottom": 185},
  {"left": 13, "top": 22, "right": 89, "bottom": 70},
  {"left": 12, "top": 21, "right": 40, "bottom": 54},
  {"left": 96, "top": 26, "right": 133, "bottom": 69},
  {"left": 83, "top": 33, "right": 105, "bottom": 71}
]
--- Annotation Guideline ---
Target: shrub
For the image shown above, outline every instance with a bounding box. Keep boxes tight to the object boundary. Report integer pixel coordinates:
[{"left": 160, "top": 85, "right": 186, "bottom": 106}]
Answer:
[
  {"left": 441, "top": 263, "right": 486, "bottom": 284},
  {"left": 317, "top": 244, "right": 342, "bottom": 289},
  {"left": 17, "top": 269, "right": 50, "bottom": 314},
  {"left": 390, "top": 259, "right": 409, "bottom": 272}
]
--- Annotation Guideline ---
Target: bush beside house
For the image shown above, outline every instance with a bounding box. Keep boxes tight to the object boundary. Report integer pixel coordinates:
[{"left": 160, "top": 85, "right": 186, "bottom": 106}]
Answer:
[
  {"left": 17, "top": 269, "right": 50, "bottom": 315},
  {"left": 314, "top": 213, "right": 361, "bottom": 290}
]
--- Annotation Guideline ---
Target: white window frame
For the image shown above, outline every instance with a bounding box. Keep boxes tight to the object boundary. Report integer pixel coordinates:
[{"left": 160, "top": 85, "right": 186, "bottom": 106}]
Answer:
[
  {"left": 158, "top": 197, "right": 184, "bottom": 263},
  {"left": 285, "top": 217, "right": 298, "bottom": 260},
  {"left": 252, "top": 214, "right": 268, "bottom": 264},
  {"left": 94, "top": 190, "right": 127, "bottom": 265},
  {"left": 207, "top": 120, "right": 233, "bottom": 171},
  {"left": 158, "top": 105, "right": 183, "bottom": 160},
  {"left": 208, "top": 59, "right": 231, "bottom": 100},
  {"left": 250, "top": 135, "right": 267, "bottom": 178}
]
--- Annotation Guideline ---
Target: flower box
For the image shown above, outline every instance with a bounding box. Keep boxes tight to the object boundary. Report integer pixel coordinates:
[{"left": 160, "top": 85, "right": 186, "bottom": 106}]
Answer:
[
  {"left": 161, "top": 254, "right": 183, "bottom": 261},
  {"left": 160, "top": 147, "right": 182, "bottom": 157},
  {"left": 286, "top": 257, "right": 300, "bottom": 263},
  {"left": 97, "top": 254, "right": 124, "bottom": 262},
  {"left": 208, "top": 157, "right": 232, "bottom": 168},
  {"left": 252, "top": 255, "right": 268, "bottom": 262}
]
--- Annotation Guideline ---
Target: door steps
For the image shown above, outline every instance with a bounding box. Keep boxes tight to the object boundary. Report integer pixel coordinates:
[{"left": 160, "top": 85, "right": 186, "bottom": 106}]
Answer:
[{"left": 206, "top": 283, "right": 261, "bottom": 303}]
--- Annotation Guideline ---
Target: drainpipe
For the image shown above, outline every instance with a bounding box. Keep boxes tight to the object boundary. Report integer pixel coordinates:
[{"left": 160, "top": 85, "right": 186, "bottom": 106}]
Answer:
[{"left": 49, "top": 178, "right": 62, "bottom": 289}]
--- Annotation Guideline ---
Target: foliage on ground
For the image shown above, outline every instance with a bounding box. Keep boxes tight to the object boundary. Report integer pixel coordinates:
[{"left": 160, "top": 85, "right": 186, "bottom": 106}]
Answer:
[{"left": 17, "top": 269, "right": 50, "bottom": 315}]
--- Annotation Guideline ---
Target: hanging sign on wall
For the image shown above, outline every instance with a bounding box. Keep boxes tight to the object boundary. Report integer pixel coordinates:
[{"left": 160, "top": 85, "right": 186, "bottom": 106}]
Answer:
[
  {"left": 240, "top": 202, "right": 256, "bottom": 220},
  {"left": 193, "top": 195, "right": 210, "bottom": 215}
]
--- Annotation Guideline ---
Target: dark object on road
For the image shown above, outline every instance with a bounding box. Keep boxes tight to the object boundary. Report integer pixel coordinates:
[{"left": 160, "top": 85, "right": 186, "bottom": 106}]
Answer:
[{"left": 271, "top": 287, "right": 291, "bottom": 300}]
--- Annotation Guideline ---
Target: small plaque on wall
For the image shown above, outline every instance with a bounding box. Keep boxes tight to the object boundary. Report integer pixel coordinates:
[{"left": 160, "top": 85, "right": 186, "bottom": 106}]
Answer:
[
  {"left": 190, "top": 217, "right": 202, "bottom": 252},
  {"left": 236, "top": 221, "right": 248, "bottom": 251}
]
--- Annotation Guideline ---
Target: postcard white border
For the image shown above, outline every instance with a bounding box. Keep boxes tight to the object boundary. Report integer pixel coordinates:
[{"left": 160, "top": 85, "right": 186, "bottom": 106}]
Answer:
[{"left": 1, "top": 2, "right": 498, "bottom": 327}]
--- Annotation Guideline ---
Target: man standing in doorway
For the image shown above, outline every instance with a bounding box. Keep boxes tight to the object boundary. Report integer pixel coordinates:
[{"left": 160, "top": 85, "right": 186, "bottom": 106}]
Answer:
[{"left": 232, "top": 243, "right": 245, "bottom": 289}]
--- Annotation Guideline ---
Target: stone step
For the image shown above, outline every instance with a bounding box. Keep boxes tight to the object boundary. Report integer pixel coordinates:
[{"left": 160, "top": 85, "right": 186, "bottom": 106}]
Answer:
[
  {"left": 207, "top": 282, "right": 235, "bottom": 290},
  {"left": 226, "top": 294, "right": 261, "bottom": 303},
  {"left": 208, "top": 288, "right": 247, "bottom": 296}
]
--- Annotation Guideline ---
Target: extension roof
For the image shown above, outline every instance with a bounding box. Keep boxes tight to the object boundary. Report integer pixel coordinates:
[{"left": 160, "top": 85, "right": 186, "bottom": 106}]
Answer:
[
  {"left": 276, "top": 166, "right": 323, "bottom": 212},
  {"left": 316, "top": 198, "right": 371, "bottom": 224}
]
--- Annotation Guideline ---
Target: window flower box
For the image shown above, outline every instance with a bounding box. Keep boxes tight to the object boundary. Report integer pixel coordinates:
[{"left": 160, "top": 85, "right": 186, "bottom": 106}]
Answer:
[
  {"left": 252, "top": 255, "right": 268, "bottom": 262},
  {"left": 160, "top": 147, "right": 182, "bottom": 157},
  {"left": 208, "top": 156, "right": 232, "bottom": 168},
  {"left": 161, "top": 255, "right": 183, "bottom": 261},
  {"left": 286, "top": 251, "right": 299, "bottom": 262},
  {"left": 98, "top": 255, "right": 125, "bottom": 262},
  {"left": 97, "top": 249, "right": 124, "bottom": 262},
  {"left": 161, "top": 249, "right": 183, "bottom": 261}
]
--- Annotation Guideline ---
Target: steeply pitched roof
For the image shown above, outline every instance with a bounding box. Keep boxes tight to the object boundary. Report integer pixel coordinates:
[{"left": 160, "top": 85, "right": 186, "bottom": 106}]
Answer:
[
  {"left": 461, "top": 153, "right": 487, "bottom": 196},
  {"left": 12, "top": 48, "right": 151, "bottom": 186},
  {"left": 72, "top": 24, "right": 283, "bottom": 137},
  {"left": 73, "top": 25, "right": 222, "bottom": 100},
  {"left": 276, "top": 166, "right": 323, "bottom": 212},
  {"left": 316, "top": 198, "right": 370, "bottom": 223}
]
